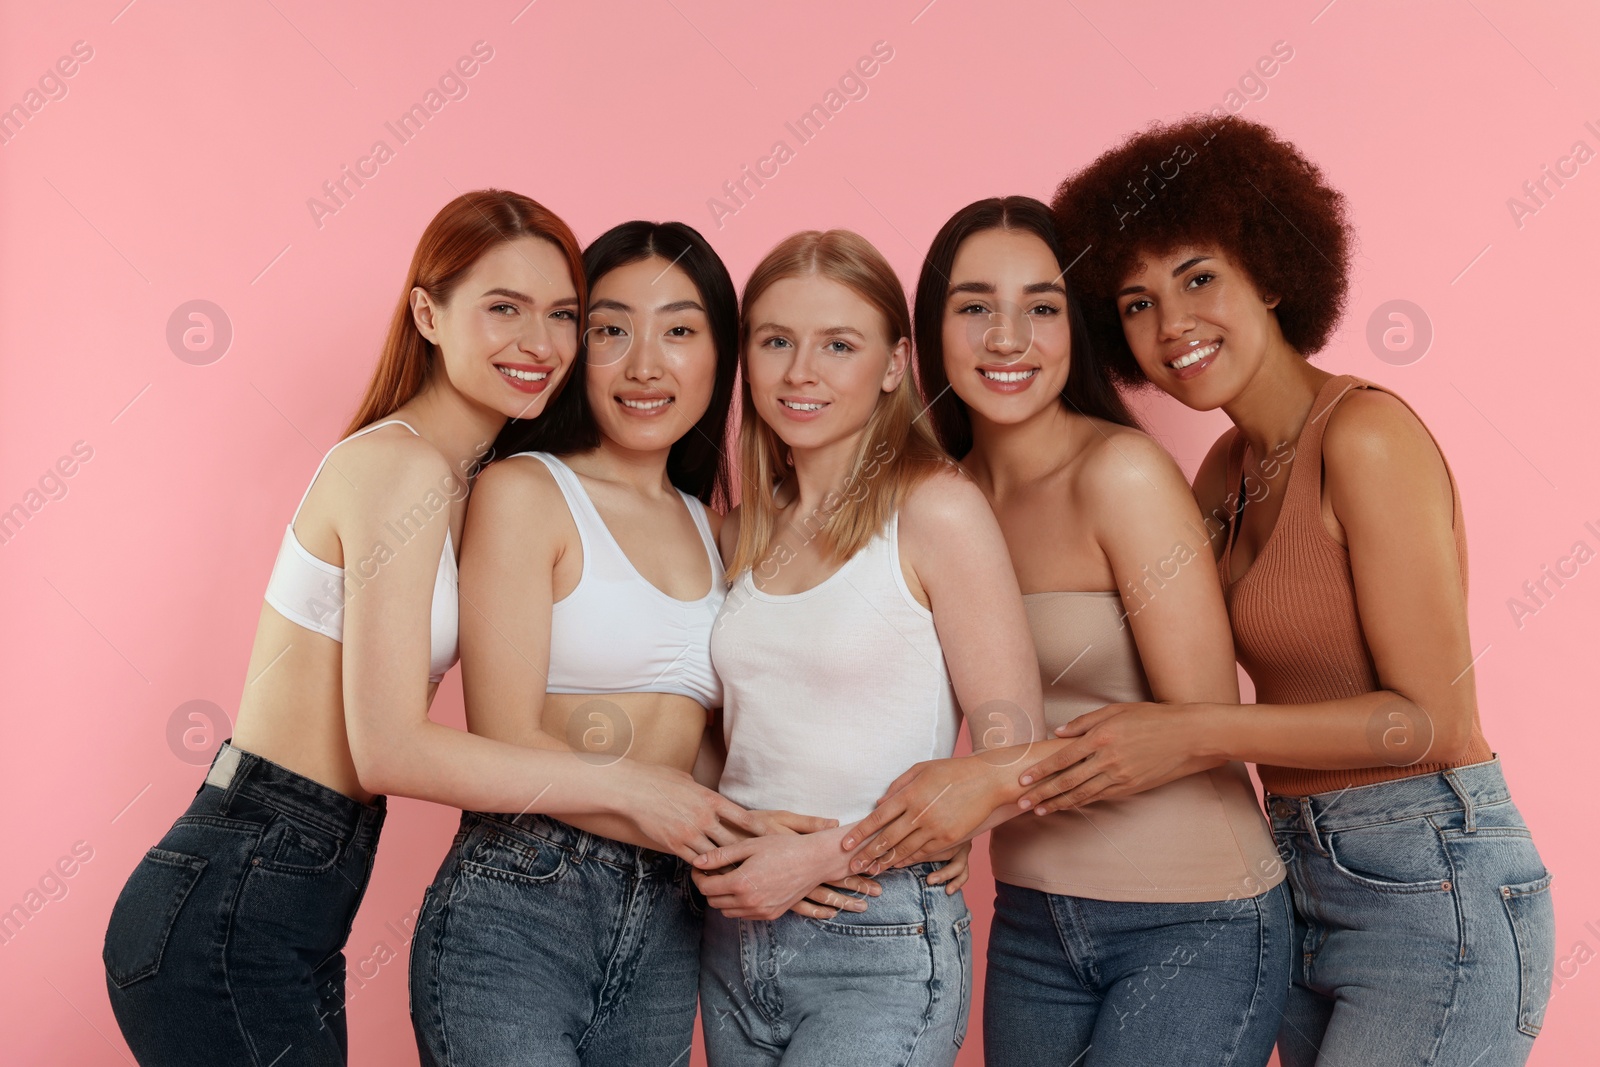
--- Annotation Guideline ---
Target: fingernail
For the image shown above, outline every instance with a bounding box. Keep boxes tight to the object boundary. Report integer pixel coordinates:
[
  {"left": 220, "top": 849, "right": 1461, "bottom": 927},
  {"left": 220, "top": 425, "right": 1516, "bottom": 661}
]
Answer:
[
  {"left": 1020, "top": 775, "right": 1033, "bottom": 785},
  {"left": 1018, "top": 798, "right": 1032, "bottom": 809}
]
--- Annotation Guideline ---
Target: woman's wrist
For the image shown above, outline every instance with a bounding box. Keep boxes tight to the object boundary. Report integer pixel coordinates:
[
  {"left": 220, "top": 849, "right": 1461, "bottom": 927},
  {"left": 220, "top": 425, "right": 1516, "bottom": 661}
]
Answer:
[{"left": 1187, "top": 702, "right": 1233, "bottom": 762}]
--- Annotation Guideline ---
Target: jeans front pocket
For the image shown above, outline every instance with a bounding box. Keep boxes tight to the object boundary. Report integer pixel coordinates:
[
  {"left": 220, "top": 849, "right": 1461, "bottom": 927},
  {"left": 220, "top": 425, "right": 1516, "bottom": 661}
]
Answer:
[
  {"left": 103, "top": 848, "right": 208, "bottom": 988},
  {"left": 1322, "top": 818, "right": 1453, "bottom": 894},
  {"left": 254, "top": 812, "right": 343, "bottom": 875},
  {"left": 950, "top": 911, "right": 973, "bottom": 1048},
  {"left": 460, "top": 826, "right": 567, "bottom": 887},
  {"left": 1501, "top": 871, "right": 1555, "bottom": 1037}
]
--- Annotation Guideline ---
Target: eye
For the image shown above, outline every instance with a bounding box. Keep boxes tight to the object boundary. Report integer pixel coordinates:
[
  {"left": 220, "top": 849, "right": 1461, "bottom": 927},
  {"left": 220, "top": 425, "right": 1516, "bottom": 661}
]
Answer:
[
  {"left": 826, "top": 340, "right": 854, "bottom": 354},
  {"left": 551, "top": 308, "right": 578, "bottom": 321},
  {"left": 601, "top": 324, "right": 628, "bottom": 337},
  {"left": 1123, "top": 298, "right": 1151, "bottom": 317},
  {"left": 1029, "top": 303, "right": 1061, "bottom": 316},
  {"left": 667, "top": 325, "right": 694, "bottom": 338},
  {"left": 955, "top": 302, "right": 990, "bottom": 315},
  {"left": 490, "top": 302, "right": 518, "bottom": 315},
  {"left": 1186, "top": 272, "right": 1215, "bottom": 289},
  {"left": 760, "top": 336, "right": 791, "bottom": 350}
]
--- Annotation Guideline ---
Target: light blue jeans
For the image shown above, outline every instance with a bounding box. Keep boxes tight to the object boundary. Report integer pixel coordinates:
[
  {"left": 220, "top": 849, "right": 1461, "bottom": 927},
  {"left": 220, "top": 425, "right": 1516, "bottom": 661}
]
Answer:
[
  {"left": 983, "top": 879, "right": 1292, "bottom": 1066},
  {"left": 408, "top": 811, "right": 704, "bottom": 1066},
  {"left": 1270, "top": 757, "right": 1554, "bottom": 1066},
  {"left": 699, "top": 862, "right": 972, "bottom": 1066}
]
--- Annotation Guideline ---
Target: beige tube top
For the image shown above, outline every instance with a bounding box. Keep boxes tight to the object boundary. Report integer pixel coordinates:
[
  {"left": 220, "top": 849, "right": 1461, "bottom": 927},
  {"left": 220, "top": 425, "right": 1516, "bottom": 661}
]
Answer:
[{"left": 988, "top": 591, "right": 1285, "bottom": 903}]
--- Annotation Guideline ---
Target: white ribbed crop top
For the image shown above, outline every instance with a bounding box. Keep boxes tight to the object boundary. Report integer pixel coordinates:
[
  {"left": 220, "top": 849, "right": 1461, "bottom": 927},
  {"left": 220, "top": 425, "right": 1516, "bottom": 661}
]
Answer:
[
  {"left": 518, "top": 452, "right": 725, "bottom": 709},
  {"left": 711, "top": 511, "right": 960, "bottom": 823},
  {"left": 262, "top": 419, "right": 459, "bottom": 685}
]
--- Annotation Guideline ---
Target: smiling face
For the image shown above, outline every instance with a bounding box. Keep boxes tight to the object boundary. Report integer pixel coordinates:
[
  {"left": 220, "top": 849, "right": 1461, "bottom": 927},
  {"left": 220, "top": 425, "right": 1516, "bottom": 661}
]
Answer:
[
  {"left": 1115, "top": 245, "right": 1285, "bottom": 410},
  {"left": 412, "top": 235, "right": 581, "bottom": 420},
  {"left": 940, "top": 228, "right": 1071, "bottom": 428},
  {"left": 583, "top": 256, "right": 719, "bottom": 454},
  {"left": 743, "top": 273, "right": 909, "bottom": 454}
]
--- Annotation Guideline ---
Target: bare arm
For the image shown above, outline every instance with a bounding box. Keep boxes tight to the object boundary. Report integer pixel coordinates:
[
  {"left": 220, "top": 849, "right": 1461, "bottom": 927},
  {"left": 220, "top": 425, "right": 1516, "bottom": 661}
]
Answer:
[
  {"left": 1020, "top": 392, "right": 1478, "bottom": 810},
  {"left": 338, "top": 447, "right": 752, "bottom": 859}
]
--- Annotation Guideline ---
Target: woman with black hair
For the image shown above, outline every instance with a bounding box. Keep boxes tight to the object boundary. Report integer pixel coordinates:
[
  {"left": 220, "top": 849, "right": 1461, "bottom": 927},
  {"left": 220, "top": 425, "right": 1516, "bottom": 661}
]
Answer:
[
  {"left": 407, "top": 221, "right": 854, "bottom": 1066},
  {"left": 844, "top": 196, "right": 1291, "bottom": 1066}
]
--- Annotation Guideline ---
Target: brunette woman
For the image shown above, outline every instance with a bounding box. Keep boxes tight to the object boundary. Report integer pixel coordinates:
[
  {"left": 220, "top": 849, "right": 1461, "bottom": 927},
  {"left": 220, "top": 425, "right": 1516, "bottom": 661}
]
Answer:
[
  {"left": 846, "top": 196, "right": 1291, "bottom": 1066},
  {"left": 689, "top": 229, "right": 1043, "bottom": 1066},
  {"left": 1040, "top": 117, "right": 1555, "bottom": 1065},
  {"left": 103, "top": 194, "right": 755, "bottom": 1067}
]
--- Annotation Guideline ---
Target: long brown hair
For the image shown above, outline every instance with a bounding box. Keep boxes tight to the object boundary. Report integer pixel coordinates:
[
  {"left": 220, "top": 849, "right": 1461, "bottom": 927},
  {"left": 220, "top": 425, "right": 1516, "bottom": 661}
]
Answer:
[
  {"left": 727, "top": 229, "right": 949, "bottom": 578},
  {"left": 343, "top": 189, "right": 585, "bottom": 436}
]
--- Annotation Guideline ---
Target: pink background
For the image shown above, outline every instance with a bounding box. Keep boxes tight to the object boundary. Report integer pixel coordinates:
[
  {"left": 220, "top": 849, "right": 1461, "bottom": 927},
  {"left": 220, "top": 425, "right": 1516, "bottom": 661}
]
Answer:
[{"left": 4, "top": 1, "right": 1597, "bottom": 1062}]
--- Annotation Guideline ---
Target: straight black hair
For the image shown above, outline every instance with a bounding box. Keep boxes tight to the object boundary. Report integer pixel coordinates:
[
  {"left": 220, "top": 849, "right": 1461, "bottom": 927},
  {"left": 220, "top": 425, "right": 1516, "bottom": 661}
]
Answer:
[
  {"left": 913, "top": 196, "right": 1138, "bottom": 458},
  {"left": 492, "top": 220, "right": 739, "bottom": 508}
]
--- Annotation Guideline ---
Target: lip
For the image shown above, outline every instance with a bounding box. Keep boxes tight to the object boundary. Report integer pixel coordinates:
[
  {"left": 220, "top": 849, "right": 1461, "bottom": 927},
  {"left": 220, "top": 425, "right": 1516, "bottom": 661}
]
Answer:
[
  {"left": 615, "top": 391, "right": 676, "bottom": 418},
  {"left": 1162, "top": 340, "right": 1221, "bottom": 382},
  {"left": 774, "top": 395, "right": 830, "bottom": 421},
  {"left": 975, "top": 363, "right": 1041, "bottom": 394},
  {"left": 495, "top": 361, "right": 557, "bottom": 395}
]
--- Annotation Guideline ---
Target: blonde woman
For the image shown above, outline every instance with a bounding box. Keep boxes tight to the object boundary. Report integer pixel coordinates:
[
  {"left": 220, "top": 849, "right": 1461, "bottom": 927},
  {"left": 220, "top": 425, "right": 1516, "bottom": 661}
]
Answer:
[{"left": 691, "top": 230, "right": 1045, "bottom": 1066}]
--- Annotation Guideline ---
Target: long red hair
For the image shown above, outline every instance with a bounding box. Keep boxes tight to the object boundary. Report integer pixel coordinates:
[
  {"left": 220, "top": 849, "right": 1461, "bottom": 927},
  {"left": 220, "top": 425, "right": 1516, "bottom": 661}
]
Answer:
[{"left": 343, "top": 189, "right": 585, "bottom": 436}]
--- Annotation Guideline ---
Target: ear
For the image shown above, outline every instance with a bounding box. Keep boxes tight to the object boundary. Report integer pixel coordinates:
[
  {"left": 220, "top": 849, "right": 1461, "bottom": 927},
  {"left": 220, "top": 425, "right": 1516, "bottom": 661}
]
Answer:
[
  {"left": 1263, "top": 294, "right": 1281, "bottom": 310},
  {"left": 882, "top": 336, "right": 911, "bottom": 393},
  {"left": 411, "top": 286, "right": 442, "bottom": 343}
]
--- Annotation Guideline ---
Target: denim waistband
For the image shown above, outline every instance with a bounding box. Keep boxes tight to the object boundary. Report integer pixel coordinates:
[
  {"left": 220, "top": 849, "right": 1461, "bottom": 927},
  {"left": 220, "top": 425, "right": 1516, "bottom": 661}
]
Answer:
[
  {"left": 203, "top": 739, "right": 386, "bottom": 846},
  {"left": 1266, "top": 756, "right": 1509, "bottom": 836},
  {"left": 465, "top": 810, "right": 683, "bottom": 877}
]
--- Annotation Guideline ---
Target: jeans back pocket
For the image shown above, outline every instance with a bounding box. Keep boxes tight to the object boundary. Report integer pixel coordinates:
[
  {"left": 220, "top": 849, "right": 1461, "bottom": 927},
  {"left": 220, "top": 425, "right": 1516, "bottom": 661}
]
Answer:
[
  {"left": 1501, "top": 872, "right": 1555, "bottom": 1037},
  {"left": 103, "top": 848, "right": 207, "bottom": 988}
]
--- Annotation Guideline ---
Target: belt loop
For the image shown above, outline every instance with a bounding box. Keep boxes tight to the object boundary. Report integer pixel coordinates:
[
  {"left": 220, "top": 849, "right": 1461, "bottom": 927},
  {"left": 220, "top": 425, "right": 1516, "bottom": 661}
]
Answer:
[
  {"left": 1297, "top": 797, "right": 1326, "bottom": 855},
  {"left": 1445, "top": 768, "right": 1477, "bottom": 833}
]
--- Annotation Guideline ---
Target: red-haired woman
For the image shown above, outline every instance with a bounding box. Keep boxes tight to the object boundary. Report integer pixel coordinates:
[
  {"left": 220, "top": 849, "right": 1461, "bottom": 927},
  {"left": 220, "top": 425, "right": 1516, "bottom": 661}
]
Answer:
[
  {"left": 102, "top": 192, "right": 758, "bottom": 1066},
  {"left": 1041, "top": 118, "right": 1555, "bottom": 1065}
]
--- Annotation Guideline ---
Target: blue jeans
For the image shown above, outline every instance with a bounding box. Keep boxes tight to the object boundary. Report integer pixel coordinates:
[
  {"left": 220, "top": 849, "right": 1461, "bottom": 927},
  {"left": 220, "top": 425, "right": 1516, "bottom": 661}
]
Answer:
[
  {"left": 698, "top": 862, "right": 972, "bottom": 1067},
  {"left": 984, "top": 879, "right": 1292, "bottom": 1066},
  {"left": 1270, "top": 757, "right": 1554, "bottom": 1066},
  {"left": 103, "top": 740, "right": 385, "bottom": 1066},
  {"left": 408, "top": 811, "right": 704, "bottom": 1066}
]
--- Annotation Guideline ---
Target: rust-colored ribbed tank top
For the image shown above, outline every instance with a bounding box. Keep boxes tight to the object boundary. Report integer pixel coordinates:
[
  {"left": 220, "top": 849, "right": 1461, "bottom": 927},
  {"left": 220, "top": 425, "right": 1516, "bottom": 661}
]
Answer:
[{"left": 1220, "top": 374, "right": 1493, "bottom": 796}]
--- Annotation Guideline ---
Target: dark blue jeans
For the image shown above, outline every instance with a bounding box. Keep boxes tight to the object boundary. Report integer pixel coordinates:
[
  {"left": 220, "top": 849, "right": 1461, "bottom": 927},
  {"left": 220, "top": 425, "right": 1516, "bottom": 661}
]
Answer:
[
  {"left": 409, "top": 811, "right": 705, "bottom": 1066},
  {"left": 983, "top": 879, "right": 1292, "bottom": 1066},
  {"left": 103, "top": 741, "right": 385, "bottom": 1066}
]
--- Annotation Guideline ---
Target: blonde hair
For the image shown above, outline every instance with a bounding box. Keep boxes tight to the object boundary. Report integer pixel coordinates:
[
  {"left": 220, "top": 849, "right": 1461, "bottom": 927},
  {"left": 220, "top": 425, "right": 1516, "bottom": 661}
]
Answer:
[{"left": 727, "top": 229, "right": 949, "bottom": 578}]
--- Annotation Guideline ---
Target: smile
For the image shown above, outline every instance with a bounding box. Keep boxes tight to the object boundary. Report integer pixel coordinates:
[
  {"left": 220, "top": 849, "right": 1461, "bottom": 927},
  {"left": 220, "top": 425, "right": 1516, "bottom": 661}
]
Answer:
[
  {"left": 978, "top": 368, "right": 1039, "bottom": 383},
  {"left": 497, "top": 366, "right": 549, "bottom": 382},
  {"left": 1166, "top": 342, "right": 1219, "bottom": 370}
]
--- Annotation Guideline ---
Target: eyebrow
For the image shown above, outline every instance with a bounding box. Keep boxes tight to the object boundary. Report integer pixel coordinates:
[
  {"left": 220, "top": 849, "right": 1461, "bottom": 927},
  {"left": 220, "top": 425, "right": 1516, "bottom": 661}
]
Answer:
[
  {"left": 1115, "top": 256, "right": 1213, "bottom": 298},
  {"left": 749, "top": 323, "right": 866, "bottom": 339},
  {"left": 948, "top": 281, "right": 1068, "bottom": 298},
  {"left": 483, "top": 287, "right": 579, "bottom": 306},
  {"left": 589, "top": 298, "right": 706, "bottom": 314}
]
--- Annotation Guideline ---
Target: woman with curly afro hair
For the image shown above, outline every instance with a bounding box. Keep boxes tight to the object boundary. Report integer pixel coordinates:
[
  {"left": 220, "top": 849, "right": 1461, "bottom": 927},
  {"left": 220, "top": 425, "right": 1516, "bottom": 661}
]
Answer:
[{"left": 1020, "top": 116, "right": 1555, "bottom": 1066}]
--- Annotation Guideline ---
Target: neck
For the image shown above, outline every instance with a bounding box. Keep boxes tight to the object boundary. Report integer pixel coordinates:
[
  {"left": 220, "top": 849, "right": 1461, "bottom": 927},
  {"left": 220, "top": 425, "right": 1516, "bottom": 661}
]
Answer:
[
  {"left": 965, "top": 398, "right": 1081, "bottom": 497},
  {"left": 396, "top": 372, "right": 505, "bottom": 483},
  {"left": 1221, "top": 343, "right": 1335, "bottom": 459},
  {"left": 568, "top": 434, "right": 675, "bottom": 496},
  {"left": 785, "top": 429, "right": 866, "bottom": 517}
]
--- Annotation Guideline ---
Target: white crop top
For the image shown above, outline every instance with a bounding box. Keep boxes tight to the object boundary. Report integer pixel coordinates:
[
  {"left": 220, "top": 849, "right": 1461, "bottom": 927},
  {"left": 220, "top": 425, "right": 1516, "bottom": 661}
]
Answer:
[
  {"left": 262, "top": 419, "right": 460, "bottom": 684},
  {"left": 519, "top": 452, "right": 725, "bottom": 709},
  {"left": 711, "top": 511, "right": 960, "bottom": 823}
]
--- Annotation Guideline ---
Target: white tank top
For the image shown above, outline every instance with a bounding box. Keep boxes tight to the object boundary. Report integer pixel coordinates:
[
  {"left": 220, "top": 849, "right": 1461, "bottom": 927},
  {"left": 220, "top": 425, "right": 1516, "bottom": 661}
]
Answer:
[
  {"left": 711, "top": 511, "right": 959, "bottom": 823},
  {"left": 518, "top": 452, "right": 725, "bottom": 708},
  {"left": 262, "top": 419, "right": 459, "bottom": 684}
]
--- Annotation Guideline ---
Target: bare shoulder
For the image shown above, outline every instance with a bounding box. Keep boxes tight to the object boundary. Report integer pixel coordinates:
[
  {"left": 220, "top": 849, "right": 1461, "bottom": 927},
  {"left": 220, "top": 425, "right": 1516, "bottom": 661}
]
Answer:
[
  {"left": 1322, "top": 386, "right": 1447, "bottom": 479},
  {"left": 898, "top": 463, "right": 992, "bottom": 538},
  {"left": 470, "top": 451, "right": 565, "bottom": 512},
  {"left": 329, "top": 423, "right": 456, "bottom": 515},
  {"left": 1076, "top": 424, "right": 1194, "bottom": 515}
]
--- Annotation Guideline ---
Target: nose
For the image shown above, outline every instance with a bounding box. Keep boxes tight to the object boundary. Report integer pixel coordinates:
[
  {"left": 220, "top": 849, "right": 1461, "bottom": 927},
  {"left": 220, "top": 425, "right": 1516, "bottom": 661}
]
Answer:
[
  {"left": 520, "top": 314, "right": 556, "bottom": 359},
  {"left": 622, "top": 329, "right": 664, "bottom": 382},
  {"left": 1157, "top": 301, "right": 1195, "bottom": 343},
  {"left": 980, "top": 304, "right": 1031, "bottom": 361},
  {"left": 782, "top": 346, "right": 819, "bottom": 386}
]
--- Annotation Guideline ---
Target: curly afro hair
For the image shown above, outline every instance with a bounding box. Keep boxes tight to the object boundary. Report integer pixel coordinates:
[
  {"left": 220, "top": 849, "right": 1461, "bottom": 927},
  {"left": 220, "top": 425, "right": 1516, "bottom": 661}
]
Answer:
[{"left": 1051, "top": 114, "right": 1353, "bottom": 386}]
